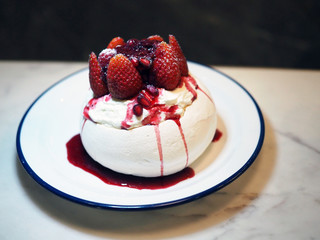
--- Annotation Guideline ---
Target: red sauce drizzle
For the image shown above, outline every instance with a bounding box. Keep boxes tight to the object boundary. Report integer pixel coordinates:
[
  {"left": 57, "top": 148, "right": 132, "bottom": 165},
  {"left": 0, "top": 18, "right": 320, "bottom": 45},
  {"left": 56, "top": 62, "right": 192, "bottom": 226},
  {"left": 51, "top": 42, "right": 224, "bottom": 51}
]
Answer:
[
  {"left": 174, "top": 119, "right": 189, "bottom": 167},
  {"left": 83, "top": 95, "right": 111, "bottom": 121},
  {"left": 154, "top": 125, "right": 164, "bottom": 176},
  {"left": 212, "top": 129, "right": 223, "bottom": 142},
  {"left": 66, "top": 134, "right": 195, "bottom": 190},
  {"left": 183, "top": 77, "right": 197, "bottom": 101},
  {"left": 121, "top": 100, "right": 136, "bottom": 129},
  {"left": 184, "top": 75, "right": 213, "bottom": 103},
  {"left": 197, "top": 88, "right": 213, "bottom": 103}
]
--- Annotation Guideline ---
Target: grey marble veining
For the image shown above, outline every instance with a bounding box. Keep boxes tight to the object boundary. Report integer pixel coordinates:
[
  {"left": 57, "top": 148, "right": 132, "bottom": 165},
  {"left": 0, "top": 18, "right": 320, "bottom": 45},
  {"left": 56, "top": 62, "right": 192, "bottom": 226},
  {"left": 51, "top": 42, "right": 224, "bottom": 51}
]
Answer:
[
  {"left": 276, "top": 129, "right": 320, "bottom": 155},
  {"left": 1, "top": 62, "right": 319, "bottom": 240}
]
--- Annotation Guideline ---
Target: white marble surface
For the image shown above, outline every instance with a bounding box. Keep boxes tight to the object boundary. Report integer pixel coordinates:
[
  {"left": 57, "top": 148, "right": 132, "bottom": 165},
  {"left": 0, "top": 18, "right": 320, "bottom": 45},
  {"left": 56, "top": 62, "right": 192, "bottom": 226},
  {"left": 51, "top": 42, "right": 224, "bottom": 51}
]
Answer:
[{"left": 1, "top": 61, "right": 319, "bottom": 239}]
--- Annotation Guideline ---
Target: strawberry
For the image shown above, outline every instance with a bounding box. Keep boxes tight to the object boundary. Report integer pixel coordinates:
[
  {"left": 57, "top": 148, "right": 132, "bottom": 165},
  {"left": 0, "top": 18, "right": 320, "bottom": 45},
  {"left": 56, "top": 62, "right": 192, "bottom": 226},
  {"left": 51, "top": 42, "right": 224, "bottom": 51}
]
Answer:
[
  {"left": 107, "top": 37, "right": 125, "bottom": 49},
  {"left": 98, "top": 48, "right": 116, "bottom": 69},
  {"left": 151, "top": 42, "right": 181, "bottom": 90},
  {"left": 147, "top": 35, "right": 164, "bottom": 42},
  {"left": 107, "top": 54, "right": 143, "bottom": 99},
  {"left": 98, "top": 48, "right": 117, "bottom": 83},
  {"left": 89, "top": 52, "right": 109, "bottom": 98},
  {"left": 169, "top": 34, "right": 188, "bottom": 76}
]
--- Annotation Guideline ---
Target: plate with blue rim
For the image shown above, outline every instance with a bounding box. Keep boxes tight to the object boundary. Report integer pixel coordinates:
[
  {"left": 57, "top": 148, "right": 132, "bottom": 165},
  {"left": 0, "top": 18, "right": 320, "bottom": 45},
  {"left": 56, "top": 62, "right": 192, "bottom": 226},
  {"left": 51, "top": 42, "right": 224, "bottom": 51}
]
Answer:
[{"left": 16, "top": 62, "right": 264, "bottom": 210}]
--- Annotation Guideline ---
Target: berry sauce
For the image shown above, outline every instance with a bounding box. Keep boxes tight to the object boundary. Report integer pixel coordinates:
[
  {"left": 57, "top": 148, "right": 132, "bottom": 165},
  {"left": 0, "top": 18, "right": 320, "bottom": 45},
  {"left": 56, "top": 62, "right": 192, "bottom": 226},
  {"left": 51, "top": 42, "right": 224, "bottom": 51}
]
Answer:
[
  {"left": 154, "top": 125, "right": 164, "bottom": 176},
  {"left": 66, "top": 134, "right": 195, "bottom": 190},
  {"left": 115, "top": 39, "right": 160, "bottom": 61},
  {"left": 212, "top": 129, "right": 223, "bottom": 142},
  {"left": 174, "top": 119, "right": 189, "bottom": 167}
]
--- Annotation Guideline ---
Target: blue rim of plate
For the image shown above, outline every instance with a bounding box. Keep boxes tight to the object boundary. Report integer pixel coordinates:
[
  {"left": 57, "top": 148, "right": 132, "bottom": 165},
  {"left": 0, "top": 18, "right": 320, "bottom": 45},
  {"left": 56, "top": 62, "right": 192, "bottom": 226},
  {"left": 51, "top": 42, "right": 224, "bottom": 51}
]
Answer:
[{"left": 16, "top": 63, "right": 265, "bottom": 211}]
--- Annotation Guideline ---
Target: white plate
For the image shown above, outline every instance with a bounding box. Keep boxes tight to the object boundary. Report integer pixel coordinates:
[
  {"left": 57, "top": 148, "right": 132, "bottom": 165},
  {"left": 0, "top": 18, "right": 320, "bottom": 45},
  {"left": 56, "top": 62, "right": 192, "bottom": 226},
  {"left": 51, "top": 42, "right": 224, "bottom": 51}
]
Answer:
[{"left": 16, "top": 62, "right": 264, "bottom": 210}]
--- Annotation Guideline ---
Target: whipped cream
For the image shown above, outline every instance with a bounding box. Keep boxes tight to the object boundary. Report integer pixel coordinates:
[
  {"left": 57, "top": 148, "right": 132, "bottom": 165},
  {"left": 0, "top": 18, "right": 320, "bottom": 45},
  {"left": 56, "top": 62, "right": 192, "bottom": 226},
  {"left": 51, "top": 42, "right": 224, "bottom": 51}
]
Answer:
[{"left": 85, "top": 81, "right": 195, "bottom": 130}]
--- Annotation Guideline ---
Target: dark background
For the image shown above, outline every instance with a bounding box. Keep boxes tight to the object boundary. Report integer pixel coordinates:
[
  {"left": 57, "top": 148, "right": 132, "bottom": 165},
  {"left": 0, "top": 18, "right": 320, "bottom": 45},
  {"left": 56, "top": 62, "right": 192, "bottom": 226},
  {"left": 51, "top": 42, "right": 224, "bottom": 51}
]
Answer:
[{"left": 1, "top": 0, "right": 319, "bottom": 69}]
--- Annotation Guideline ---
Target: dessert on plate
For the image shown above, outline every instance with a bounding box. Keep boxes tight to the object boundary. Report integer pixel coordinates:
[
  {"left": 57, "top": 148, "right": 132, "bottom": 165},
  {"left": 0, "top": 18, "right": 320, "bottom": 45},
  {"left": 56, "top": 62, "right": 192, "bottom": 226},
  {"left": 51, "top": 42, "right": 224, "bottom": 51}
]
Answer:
[{"left": 80, "top": 34, "right": 217, "bottom": 177}]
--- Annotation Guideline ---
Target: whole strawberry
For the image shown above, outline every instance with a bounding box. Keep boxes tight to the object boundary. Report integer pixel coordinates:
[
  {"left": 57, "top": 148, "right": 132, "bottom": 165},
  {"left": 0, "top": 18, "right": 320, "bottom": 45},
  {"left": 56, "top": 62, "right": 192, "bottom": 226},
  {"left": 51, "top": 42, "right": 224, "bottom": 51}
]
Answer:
[
  {"left": 147, "top": 35, "right": 164, "bottom": 42},
  {"left": 98, "top": 48, "right": 116, "bottom": 69},
  {"left": 98, "top": 48, "right": 117, "bottom": 83},
  {"left": 107, "top": 37, "right": 125, "bottom": 49},
  {"left": 151, "top": 42, "right": 181, "bottom": 90},
  {"left": 89, "top": 52, "right": 109, "bottom": 98},
  {"left": 169, "top": 35, "right": 188, "bottom": 76},
  {"left": 107, "top": 54, "right": 143, "bottom": 99}
]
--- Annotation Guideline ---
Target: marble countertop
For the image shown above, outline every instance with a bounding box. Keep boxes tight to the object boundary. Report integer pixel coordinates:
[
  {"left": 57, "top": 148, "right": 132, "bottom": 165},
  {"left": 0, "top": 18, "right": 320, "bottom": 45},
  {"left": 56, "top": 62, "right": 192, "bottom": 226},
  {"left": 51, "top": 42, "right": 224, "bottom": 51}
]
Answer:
[{"left": 1, "top": 61, "right": 319, "bottom": 239}]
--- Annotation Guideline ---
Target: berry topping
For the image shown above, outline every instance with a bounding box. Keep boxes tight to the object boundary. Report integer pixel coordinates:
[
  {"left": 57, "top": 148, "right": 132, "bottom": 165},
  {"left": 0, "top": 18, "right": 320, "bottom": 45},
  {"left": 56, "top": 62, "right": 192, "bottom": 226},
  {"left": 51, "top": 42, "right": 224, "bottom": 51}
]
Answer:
[
  {"left": 88, "top": 34, "right": 189, "bottom": 100},
  {"left": 98, "top": 48, "right": 116, "bottom": 69},
  {"left": 98, "top": 48, "right": 116, "bottom": 83},
  {"left": 145, "top": 84, "right": 159, "bottom": 97},
  {"left": 107, "top": 37, "right": 125, "bottom": 49},
  {"left": 130, "top": 57, "right": 139, "bottom": 67},
  {"left": 151, "top": 42, "right": 181, "bottom": 90},
  {"left": 89, "top": 52, "right": 109, "bottom": 98},
  {"left": 137, "top": 93, "right": 152, "bottom": 108},
  {"left": 147, "top": 35, "right": 164, "bottom": 42},
  {"left": 169, "top": 35, "right": 188, "bottom": 76},
  {"left": 132, "top": 104, "right": 143, "bottom": 116},
  {"left": 139, "top": 57, "right": 152, "bottom": 68},
  {"left": 107, "top": 54, "right": 143, "bottom": 99},
  {"left": 126, "top": 38, "right": 139, "bottom": 46},
  {"left": 115, "top": 39, "right": 159, "bottom": 62}
]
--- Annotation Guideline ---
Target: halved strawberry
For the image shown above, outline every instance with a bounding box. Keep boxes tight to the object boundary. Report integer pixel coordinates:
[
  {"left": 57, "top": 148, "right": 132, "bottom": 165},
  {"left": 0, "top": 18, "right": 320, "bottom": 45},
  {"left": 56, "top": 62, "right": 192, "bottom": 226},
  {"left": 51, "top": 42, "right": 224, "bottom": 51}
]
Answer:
[
  {"left": 151, "top": 42, "right": 181, "bottom": 90},
  {"left": 169, "top": 34, "right": 188, "bottom": 76},
  {"left": 107, "top": 37, "right": 125, "bottom": 49},
  {"left": 107, "top": 54, "right": 143, "bottom": 99},
  {"left": 89, "top": 52, "right": 109, "bottom": 98}
]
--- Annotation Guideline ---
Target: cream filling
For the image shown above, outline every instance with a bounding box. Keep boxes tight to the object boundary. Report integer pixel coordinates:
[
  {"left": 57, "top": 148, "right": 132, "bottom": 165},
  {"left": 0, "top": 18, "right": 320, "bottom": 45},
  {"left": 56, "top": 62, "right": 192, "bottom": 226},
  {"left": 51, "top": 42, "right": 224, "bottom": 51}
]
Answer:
[{"left": 86, "top": 82, "right": 195, "bottom": 130}]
